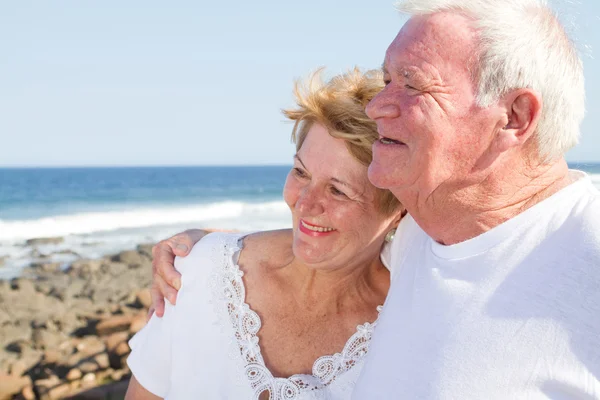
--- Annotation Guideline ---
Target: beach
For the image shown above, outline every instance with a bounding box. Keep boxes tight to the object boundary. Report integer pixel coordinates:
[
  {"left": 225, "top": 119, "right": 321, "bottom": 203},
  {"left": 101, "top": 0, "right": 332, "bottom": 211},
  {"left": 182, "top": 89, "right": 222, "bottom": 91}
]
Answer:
[
  {"left": 0, "top": 166, "right": 292, "bottom": 399},
  {"left": 0, "top": 241, "right": 154, "bottom": 399},
  {"left": 0, "top": 165, "right": 599, "bottom": 399}
]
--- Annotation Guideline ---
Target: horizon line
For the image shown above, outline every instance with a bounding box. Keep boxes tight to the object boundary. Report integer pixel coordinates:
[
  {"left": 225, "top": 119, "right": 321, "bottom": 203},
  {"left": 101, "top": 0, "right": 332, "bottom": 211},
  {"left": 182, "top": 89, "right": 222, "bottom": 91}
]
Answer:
[{"left": 1, "top": 161, "right": 599, "bottom": 169}]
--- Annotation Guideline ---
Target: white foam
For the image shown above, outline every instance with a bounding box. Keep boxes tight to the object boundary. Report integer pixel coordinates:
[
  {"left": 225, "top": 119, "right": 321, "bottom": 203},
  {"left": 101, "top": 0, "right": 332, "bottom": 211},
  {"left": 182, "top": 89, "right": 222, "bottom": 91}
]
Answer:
[
  {"left": 0, "top": 200, "right": 290, "bottom": 242},
  {"left": 589, "top": 173, "right": 600, "bottom": 189}
]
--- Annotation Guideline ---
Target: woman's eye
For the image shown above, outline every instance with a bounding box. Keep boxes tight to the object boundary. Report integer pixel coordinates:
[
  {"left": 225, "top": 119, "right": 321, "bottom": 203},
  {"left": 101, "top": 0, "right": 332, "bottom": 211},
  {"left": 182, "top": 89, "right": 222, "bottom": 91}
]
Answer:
[
  {"left": 293, "top": 168, "right": 307, "bottom": 178},
  {"left": 405, "top": 84, "right": 416, "bottom": 90}
]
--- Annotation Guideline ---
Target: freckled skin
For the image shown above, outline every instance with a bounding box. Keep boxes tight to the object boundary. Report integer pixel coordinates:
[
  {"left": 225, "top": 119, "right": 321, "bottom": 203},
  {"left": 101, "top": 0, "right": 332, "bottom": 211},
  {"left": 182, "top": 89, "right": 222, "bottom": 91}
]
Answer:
[
  {"left": 367, "top": 13, "right": 570, "bottom": 245},
  {"left": 367, "top": 13, "right": 498, "bottom": 198},
  {"left": 283, "top": 123, "right": 397, "bottom": 269},
  {"left": 234, "top": 123, "right": 401, "bottom": 378}
]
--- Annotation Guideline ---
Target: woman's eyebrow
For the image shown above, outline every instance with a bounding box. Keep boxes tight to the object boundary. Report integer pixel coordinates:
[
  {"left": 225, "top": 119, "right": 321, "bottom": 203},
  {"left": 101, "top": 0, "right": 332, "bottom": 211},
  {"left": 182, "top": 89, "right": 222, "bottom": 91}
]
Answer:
[
  {"left": 293, "top": 154, "right": 308, "bottom": 170},
  {"left": 331, "top": 177, "right": 361, "bottom": 195},
  {"left": 295, "top": 154, "right": 361, "bottom": 194}
]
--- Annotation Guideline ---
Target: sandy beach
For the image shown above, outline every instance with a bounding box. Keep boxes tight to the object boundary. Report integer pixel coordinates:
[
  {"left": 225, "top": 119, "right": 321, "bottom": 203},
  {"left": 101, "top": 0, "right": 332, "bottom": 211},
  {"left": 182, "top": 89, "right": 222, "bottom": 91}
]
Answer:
[{"left": 0, "top": 237, "right": 155, "bottom": 399}]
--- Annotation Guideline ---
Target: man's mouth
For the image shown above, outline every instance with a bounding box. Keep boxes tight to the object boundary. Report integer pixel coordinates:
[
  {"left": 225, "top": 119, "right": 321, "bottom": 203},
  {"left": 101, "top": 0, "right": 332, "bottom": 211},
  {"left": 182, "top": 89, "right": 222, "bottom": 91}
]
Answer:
[{"left": 378, "top": 136, "right": 405, "bottom": 145}]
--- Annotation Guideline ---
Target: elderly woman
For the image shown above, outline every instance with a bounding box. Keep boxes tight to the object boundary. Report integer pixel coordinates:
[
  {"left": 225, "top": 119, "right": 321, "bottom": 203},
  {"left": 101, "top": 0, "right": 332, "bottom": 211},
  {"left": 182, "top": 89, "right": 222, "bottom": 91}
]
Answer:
[{"left": 125, "top": 69, "right": 403, "bottom": 400}]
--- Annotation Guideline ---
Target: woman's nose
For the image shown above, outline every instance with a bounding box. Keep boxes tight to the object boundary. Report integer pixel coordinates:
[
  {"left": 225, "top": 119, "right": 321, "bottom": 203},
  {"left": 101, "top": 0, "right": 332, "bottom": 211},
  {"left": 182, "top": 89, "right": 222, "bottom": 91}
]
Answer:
[
  {"left": 366, "top": 90, "right": 401, "bottom": 120},
  {"left": 296, "top": 187, "right": 324, "bottom": 216}
]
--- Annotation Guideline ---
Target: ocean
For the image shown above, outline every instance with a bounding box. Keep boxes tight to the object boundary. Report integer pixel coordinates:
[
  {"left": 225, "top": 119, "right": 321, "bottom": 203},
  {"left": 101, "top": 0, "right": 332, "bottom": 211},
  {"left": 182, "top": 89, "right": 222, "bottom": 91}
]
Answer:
[{"left": 1, "top": 164, "right": 599, "bottom": 279}]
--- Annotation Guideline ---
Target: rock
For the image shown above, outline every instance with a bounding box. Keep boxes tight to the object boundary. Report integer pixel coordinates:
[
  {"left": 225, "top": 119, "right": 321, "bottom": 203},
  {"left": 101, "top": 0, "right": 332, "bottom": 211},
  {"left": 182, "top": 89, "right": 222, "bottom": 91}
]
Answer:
[
  {"left": 9, "top": 360, "right": 28, "bottom": 377},
  {"left": 110, "top": 369, "right": 127, "bottom": 382},
  {"left": 5, "top": 340, "right": 29, "bottom": 355},
  {"left": 42, "top": 350, "right": 61, "bottom": 365},
  {"left": 74, "top": 337, "right": 105, "bottom": 360},
  {"left": 114, "top": 342, "right": 130, "bottom": 357},
  {"left": 81, "top": 372, "right": 96, "bottom": 389},
  {"left": 53, "top": 249, "right": 79, "bottom": 256},
  {"left": 0, "top": 374, "right": 32, "bottom": 399},
  {"left": 47, "top": 382, "right": 70, "bottom": 400},
  {"left": 104, "top": 332, "right": 129, "bottom": 353},
  {"left": 94, "top": 353, "right": 110, "bottom": 370},
  {"left": 129, "top": 313, "right": 146, "bottom": 334},
  {"left": 96, "top": 315, "right": 133, "bottom": 336},
  {"left": 33, "top": 375, "right": 61, "bottom": 399},
  {"left": 78, "top": 361, "right": 98, "bottom": 374},
  {"left": 20, "top": 385, "right": 35, "bottom": 400},
  {"left": 112, "top": 250, "right": 146, "bottom": 267},
  {"left": 137, "top": 243, "right": 154, "bottom": 258},
  {"left": 32, "top": 329, "right": 67, "bottom": 351},
  {"left": 25, "top": 237, "right": 64, "bottom": 246},
  {"left": 134, "top": 288, "right": 152, "bottom": 309},
  {"left": 29, "top": 262, "right": 62, "bottom": 273},
  {"left": 9, "top": 278, "right": 36, "bottom": 294},
  {"left": 68, "top": 259, "right": 104, "bottom": 275},
  {"left": 66, "top": 368, "right": 82, "bottom": 381}
]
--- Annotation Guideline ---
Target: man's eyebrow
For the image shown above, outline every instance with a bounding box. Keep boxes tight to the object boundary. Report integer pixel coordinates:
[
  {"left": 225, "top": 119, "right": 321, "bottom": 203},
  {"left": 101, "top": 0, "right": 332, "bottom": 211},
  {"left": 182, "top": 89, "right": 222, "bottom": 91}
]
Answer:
[
  {"left": 381, "top": 63, "right": 416, "bottom": 81},
  {"left": 381, "top": 63, "right": 389, "bottom": 75}
]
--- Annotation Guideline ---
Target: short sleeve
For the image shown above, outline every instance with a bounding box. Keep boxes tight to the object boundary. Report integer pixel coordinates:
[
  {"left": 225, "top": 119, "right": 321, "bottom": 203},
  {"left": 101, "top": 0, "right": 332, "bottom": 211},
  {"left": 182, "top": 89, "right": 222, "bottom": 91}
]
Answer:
[{"left": 127, "top": 299, "right": 176, "bottom": 397}]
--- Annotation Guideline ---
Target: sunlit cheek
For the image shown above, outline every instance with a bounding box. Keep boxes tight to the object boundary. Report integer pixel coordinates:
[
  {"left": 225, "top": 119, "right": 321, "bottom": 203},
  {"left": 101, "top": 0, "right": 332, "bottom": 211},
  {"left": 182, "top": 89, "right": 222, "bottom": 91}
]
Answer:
[{"left": 282, "top": 176, "right": 299, "bottom": 208}]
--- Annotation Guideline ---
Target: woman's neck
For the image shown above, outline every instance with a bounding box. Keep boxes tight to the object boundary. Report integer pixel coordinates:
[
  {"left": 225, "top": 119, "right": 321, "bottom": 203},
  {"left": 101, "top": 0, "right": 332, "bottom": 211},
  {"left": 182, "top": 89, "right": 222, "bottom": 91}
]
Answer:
[{"left": 280, "top": 254, "right": 390, "bottom": 314}]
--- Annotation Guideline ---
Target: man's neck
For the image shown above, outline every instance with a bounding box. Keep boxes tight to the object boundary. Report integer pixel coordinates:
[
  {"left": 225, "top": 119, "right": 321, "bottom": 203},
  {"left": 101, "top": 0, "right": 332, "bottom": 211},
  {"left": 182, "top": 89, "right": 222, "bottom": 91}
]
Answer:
[{"left": 403, "top": 158, "right": 572, "bottom": 246}]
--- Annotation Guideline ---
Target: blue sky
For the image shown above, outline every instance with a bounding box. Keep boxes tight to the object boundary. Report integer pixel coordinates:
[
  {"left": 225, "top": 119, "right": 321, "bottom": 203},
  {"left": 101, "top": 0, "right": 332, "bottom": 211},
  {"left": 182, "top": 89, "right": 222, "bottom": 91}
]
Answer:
[{"left": 0, "top": 1, "right": 598, "bottom": 167}]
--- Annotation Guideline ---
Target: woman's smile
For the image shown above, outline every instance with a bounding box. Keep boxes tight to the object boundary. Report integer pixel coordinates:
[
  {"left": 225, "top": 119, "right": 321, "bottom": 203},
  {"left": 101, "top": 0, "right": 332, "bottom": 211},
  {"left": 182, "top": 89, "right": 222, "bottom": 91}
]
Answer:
[{"left": 299, "top": 219, "right": 337, "bottom": 237}]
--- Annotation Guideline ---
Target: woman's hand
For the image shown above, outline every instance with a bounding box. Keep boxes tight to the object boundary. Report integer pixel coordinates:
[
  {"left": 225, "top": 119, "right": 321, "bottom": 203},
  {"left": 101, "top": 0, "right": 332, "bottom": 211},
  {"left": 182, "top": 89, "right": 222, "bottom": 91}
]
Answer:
[{"left": 149, "top": 229, "right": 209, "bottom": 319}]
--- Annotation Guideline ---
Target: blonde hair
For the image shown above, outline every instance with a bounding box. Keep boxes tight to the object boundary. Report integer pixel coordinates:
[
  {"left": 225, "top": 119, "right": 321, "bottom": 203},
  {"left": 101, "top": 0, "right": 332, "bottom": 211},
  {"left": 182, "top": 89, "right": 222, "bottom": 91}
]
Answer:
[{"left": 282, "top": 68, "right": 402, "bottom": 215}]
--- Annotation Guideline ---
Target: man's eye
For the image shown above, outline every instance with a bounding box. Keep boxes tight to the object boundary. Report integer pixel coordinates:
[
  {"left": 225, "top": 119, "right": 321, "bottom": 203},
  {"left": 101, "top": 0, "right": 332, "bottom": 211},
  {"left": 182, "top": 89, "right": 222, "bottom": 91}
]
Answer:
[
  {"left": 405, "top": 84, "right": 417, "bottom": 90},
  {"left": 330, "top": 186, "right": 347, "bottom": 197}
]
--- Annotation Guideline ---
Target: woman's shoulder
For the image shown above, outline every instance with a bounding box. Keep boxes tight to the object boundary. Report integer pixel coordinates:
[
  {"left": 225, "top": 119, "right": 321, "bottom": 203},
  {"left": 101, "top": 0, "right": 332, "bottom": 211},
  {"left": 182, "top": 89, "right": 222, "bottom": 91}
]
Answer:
[
  {"left": 174, "top": 231, "right": 245, "bottom": 285},
  {"left": 238, "top": 229, "right": 293, "bottom": 271}
]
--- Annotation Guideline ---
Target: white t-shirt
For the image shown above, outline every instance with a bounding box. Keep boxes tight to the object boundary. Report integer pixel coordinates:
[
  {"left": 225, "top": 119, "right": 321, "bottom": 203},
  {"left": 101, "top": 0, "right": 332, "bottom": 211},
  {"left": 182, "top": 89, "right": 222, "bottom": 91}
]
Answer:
[
  {"left": 353, "top": 171, "right": 600, "bottom": 399},
  {"left": 128, "top": 232, "right": 381, "bottom": 400}
]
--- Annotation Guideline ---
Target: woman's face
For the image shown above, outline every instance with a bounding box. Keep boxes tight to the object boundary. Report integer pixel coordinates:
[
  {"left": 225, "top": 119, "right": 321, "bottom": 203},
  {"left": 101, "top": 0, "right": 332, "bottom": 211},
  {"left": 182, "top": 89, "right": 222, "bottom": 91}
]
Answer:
[{"left": 283, "top": 123, "right": 400, "bottom": 270}]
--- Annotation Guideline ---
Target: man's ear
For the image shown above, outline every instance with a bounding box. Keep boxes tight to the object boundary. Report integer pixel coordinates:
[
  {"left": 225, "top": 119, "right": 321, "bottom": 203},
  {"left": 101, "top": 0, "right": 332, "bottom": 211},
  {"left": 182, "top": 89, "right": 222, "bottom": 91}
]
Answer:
[{"left": 494, "top": 89, "right": 542, "bottom": 153}]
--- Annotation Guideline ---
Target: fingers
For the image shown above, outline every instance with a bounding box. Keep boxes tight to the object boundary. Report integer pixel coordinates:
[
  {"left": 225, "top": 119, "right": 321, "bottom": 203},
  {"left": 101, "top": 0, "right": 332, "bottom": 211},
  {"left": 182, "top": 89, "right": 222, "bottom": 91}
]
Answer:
[
  {"left": 146, "top": 307, "right": 155, "bottom": 322},
  {"left": 149, "top": 283, "right": 164, "bottom": 318},
  {"left": 156, "top": 273, "right": 178, "bottom": 306},
  {"left": 169, "top": 232, "right": 195, "bottom": 257},
  {"left": 148, "top": 229, "right": 209, "bottom": 316},
  {"left": 152, "top": 242, "right": 182, "bottom": 291}
]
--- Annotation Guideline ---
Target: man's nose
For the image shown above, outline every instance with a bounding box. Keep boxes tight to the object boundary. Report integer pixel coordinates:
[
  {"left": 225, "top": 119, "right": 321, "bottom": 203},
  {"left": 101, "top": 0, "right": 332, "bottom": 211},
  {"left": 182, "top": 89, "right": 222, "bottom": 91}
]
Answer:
[{"left": 366, "top": 91, "right": 401, "bottom": 120}]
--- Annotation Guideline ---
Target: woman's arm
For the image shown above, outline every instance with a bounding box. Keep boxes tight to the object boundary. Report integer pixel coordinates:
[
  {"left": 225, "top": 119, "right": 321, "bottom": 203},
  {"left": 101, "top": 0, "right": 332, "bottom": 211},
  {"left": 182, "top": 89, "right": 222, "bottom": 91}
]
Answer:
[{"left": 125, "top": 376, "right": 163, "bottom": 400}]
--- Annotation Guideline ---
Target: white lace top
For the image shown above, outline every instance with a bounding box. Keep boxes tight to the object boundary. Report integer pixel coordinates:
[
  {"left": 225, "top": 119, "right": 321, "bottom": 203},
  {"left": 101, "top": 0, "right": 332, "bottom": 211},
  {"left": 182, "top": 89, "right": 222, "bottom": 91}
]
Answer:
[{"left": 128, "top": 232, "right": 382, "bottom": 400}]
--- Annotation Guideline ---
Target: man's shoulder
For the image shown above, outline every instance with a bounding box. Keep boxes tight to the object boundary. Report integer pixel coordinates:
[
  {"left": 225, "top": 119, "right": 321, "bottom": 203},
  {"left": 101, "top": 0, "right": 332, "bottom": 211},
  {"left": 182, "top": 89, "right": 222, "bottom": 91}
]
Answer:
[{"left": 565, "top": 180, "right": 600, "bottom": 245}]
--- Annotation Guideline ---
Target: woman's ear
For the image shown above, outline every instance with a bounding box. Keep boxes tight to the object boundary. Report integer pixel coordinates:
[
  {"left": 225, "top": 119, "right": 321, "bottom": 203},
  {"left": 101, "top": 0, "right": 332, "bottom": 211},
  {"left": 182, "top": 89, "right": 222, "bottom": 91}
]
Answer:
[{"left": 390, "top": 207, "right": 405, "bottom": 229}]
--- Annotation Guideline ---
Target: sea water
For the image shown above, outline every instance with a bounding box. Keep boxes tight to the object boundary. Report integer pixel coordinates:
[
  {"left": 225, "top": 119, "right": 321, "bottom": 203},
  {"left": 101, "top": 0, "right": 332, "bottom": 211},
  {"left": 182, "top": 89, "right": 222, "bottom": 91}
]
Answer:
[{"left": 0, "top": 164, "right": 599, "bottom": 279}]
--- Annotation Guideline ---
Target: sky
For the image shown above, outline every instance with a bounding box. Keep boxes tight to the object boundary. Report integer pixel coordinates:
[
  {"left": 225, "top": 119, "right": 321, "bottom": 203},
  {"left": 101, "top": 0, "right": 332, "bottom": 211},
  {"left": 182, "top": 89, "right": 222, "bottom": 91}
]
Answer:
[{"left": 0, "top": 0, "right": 598, "bottom": 167}]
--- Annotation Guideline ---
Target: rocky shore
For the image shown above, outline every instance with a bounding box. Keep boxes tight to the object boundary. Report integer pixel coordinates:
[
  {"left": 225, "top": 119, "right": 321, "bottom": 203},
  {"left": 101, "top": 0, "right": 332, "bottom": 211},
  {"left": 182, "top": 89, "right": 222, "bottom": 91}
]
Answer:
[{"left": 0, "top": 240, "right": 156, "bottom": 399}]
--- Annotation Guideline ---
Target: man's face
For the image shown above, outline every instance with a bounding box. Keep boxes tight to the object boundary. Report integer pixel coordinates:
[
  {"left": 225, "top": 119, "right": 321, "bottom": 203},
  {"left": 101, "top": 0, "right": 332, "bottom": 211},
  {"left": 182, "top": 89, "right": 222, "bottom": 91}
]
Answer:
[{"left": 366, "top": 13, "right": 501, "bottom": 202}]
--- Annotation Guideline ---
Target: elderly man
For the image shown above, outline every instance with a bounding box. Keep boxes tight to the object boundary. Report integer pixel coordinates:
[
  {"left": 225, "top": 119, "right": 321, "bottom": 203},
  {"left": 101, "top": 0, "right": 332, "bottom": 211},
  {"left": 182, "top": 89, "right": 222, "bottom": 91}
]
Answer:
[{"left": 149, "top": 0, "right": 600, "bottom": 398}]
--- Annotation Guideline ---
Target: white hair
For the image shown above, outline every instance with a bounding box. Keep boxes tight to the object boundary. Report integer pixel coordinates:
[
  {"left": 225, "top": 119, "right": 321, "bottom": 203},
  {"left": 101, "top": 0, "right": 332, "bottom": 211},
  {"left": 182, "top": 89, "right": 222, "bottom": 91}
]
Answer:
[{"left": 396, "top": 0, "right": 585, "bottom": 161}]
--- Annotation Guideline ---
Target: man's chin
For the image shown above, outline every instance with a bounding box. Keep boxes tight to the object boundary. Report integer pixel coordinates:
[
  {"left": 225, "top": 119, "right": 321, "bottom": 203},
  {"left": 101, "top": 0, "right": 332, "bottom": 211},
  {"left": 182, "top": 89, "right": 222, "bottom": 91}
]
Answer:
[{"left": 368, "top": 162, "right": 396, "bottom": 189}]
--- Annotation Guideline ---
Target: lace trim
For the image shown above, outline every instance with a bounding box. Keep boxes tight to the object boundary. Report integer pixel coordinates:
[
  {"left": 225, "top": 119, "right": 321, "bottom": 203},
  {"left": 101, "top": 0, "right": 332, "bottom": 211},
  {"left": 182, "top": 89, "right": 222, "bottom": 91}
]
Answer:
[{"left": 213, "top": 233, "right": 381, "bottom": 400}]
